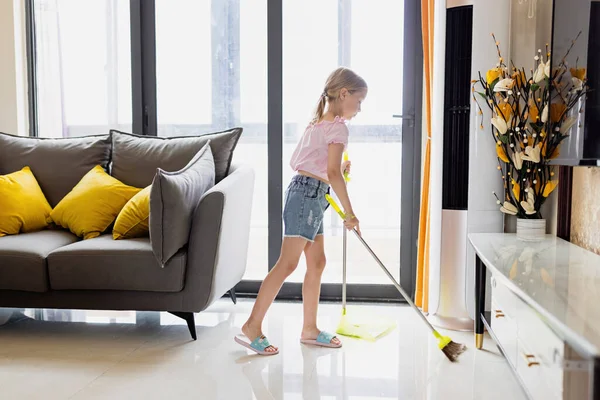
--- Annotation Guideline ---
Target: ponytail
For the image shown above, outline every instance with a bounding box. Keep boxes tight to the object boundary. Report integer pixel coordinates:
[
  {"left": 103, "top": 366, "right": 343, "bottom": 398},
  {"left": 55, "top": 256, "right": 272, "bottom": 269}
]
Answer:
[{"left": 311, "top": 92, "right": 328, "bottom": 124}]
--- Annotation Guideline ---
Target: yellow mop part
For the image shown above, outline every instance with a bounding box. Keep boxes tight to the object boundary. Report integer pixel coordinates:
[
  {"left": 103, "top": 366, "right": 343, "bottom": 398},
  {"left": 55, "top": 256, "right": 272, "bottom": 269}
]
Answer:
[
  {"left": 334, "top": 152, "right": 397, "bottom": 341},
  {"left": 336, "top": 312, "right": 396, "bottom": 342}
]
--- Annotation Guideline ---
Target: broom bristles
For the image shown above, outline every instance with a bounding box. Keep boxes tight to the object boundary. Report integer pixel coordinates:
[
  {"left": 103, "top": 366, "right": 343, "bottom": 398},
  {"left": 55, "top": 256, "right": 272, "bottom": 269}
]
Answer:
[{"left": 441, "top": 340, "right": 467, "bottom": 362}]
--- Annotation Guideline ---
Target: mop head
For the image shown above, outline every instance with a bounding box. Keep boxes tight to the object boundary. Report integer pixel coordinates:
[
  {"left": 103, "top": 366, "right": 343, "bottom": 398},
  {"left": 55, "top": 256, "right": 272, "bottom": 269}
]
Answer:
[
  {"left": 435, "top": 332, "right": 467, "bottom": 362},
  {"left": 336, "top": 312, "right": 397, "bottom": 342}
]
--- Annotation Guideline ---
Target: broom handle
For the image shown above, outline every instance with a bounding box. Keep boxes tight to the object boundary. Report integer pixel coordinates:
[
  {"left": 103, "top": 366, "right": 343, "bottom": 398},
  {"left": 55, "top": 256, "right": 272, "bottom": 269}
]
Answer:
[
  {"left": 325, "top": 194, "right": 437, "bottom": 335},
  {"left": 341, "top": 151, "right": 349, "bottom": 312},
  {"left": 349, "top": 229, "right": 436, "bottom": 334},
  {"left": 342, "top": 224, "right": 347, "bottom": 311}
]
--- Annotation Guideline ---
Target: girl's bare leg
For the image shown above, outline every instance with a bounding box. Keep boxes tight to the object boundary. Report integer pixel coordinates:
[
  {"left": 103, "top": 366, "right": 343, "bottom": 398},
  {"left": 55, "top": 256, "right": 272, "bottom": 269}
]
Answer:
[
  {"left": 242, "top": 237, "right": 307, "bottom": 352},
  {"left": 300, "top": 234, "right": 340, "bottom": 345}
]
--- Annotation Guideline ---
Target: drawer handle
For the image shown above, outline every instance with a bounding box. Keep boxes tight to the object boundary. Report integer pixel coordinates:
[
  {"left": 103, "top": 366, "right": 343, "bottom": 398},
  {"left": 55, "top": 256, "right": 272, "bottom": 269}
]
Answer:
[
  {"left": 522, "top": 353, "right": 540, "bottom": 367},
  {"left": 495, "top": 310, "right": 505, "bottom": 318}
]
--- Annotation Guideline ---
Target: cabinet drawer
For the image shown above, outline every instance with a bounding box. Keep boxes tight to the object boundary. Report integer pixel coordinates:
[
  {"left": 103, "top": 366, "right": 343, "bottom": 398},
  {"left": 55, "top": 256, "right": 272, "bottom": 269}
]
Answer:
[
  {"left": 517, "top": 338, "right": 561, "bottom": 400},
  {"left": 491, "top": 274, "right": 565, "bottom": 396},
  {"left": 490, "top": 299, "right": 518, "bottom": 368},
  {"left": 491, "top": 273, "right": 519, "bottom": 315},
  {"left": 513, "top": 292, "right": 565, "bottom": 396}
]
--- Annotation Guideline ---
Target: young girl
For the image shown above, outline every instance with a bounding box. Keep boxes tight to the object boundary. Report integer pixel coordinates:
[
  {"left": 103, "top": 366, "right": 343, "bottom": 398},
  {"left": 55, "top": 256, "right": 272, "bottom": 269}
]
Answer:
[{"left": 235, "top": 67, "right": 367, "bottom": 355}]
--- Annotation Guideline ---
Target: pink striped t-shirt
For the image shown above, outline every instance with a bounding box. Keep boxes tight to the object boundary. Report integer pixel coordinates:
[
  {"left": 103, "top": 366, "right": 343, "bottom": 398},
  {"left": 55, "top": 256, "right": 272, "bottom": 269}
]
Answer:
[{"left": 289, "top": 116, "right": 349, "bottom": 181}]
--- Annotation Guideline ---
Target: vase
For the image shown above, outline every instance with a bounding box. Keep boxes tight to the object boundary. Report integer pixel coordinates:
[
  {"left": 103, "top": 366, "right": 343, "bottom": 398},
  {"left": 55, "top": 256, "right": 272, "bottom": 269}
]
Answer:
[{"left": 516, "top": 218, "right": 546, "bottom": 241}]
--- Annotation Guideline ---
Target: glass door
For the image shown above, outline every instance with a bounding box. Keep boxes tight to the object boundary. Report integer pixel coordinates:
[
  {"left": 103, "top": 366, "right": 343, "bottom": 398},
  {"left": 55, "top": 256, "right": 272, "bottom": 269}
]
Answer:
[{"left": 281, "top": 0, "right": 420, "bottom": 298}]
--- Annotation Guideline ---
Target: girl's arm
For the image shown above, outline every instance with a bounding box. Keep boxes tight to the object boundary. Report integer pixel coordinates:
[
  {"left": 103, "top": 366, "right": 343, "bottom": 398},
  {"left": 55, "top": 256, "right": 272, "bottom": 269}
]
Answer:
[{"left": 327, "top": 143, "right": 358, "bottom": 225}]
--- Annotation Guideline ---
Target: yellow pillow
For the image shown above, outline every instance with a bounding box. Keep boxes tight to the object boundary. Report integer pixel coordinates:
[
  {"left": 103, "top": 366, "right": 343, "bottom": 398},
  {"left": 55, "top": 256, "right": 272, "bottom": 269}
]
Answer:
[
  {"left": 0, "top": 167, "right": 52, "bottom": 236},
  {"left": 50, "top": 165, "right": 141, "bottom": 240},
  {"left": 113, "top": 185, "right": 151, "bottom": 240}
]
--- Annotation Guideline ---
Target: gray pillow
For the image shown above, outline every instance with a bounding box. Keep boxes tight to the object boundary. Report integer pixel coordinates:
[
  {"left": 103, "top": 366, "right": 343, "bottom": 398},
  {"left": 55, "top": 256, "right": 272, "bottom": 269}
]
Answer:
[
  {"left": 150, "top": 142, "right": 215, "bottom": 266},
  {"left": 110, "top": 128, "right": 241, "bottom": 188},
  {"left": 0, "top": 132, "right": 112, "bottom": 207}
]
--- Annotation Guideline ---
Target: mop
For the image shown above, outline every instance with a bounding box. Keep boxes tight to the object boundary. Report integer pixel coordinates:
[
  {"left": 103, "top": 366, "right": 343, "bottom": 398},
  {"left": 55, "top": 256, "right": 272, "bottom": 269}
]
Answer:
[
  {"left": 325, "top": 194, "right": 467, "bottom": 362},
  {"left": 334, "top": 152, "right": 397, "bottom": 342}
]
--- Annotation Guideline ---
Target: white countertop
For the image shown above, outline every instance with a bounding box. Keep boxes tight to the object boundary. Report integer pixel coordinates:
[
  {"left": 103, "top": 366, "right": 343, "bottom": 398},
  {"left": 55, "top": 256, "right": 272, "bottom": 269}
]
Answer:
[{"left": 469, "top": 233, "right": 600, "bottom": 358}]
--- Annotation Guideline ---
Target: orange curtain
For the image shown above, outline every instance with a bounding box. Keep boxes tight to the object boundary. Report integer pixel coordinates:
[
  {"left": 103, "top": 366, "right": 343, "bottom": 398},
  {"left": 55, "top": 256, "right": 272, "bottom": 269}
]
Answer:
[{"left": 415, "top": 0, "right": 434, "bottom": 312}]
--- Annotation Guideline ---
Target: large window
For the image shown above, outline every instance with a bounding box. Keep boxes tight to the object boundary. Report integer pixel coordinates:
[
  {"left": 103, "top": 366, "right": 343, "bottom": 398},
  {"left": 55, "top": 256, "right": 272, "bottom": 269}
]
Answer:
[
  {"left": 154, "top": 0, "right": 268, "bottom": 280},
  {"left": 28, "top": 0, "right": 421, "bottom": 301},
  {"left": 33, "top": 0, "right": 132, "bottom": 138}
]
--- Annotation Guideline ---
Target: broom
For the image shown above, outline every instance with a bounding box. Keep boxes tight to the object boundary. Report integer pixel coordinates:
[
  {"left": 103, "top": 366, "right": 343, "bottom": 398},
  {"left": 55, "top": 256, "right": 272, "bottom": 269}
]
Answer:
[
  {"left": 335, "top": 153, "right": 396, "bottom": 341},
  {"left": 325, "top": 194, "right": 467, "bottom": 362}
]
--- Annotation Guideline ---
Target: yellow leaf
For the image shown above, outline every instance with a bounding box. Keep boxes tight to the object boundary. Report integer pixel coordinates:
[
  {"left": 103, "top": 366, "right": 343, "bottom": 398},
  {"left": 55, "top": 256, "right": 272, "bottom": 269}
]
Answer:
[
  {"left": 550, "top": 103, "right": 567, "bottom": 123},
  {"left": 513, "top": 70, "right": 527, "bottom": 88},
  {"left": 496, "top": 102, "right": 512, "bottom": 121},
  {"left": 487, "top": 68, "right": 501, "bottom": 85},
  {"left": 529, "top": 101, "right": 539, "bottom": 122},
  {"left": 543, "top": 180, "right": 559, "bottom": 197},
  {"left": 496, "top": 144, "right": 509, "bottom": 163},
  {"left": 542, "top": 140, "right": 559, "bottom": 159},
  {"left": 570, "top": 67, "right": 586, "bottom": 80},
  {"left": 512, "top": 182, "right": 520, "bottom": 201}
]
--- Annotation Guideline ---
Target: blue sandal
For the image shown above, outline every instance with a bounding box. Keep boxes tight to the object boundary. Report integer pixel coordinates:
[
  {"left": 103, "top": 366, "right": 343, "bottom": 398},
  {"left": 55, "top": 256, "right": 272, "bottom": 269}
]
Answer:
[
  {"left": 235, "top": 334, "right": 279, "bottom": 355},
  {"left": 300, "top": 331, "right": 342, "bottom": 348}
]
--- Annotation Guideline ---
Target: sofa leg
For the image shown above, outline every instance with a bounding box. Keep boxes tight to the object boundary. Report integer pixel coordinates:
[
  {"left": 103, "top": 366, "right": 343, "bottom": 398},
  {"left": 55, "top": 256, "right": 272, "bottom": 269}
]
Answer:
[
  {"left": 229, "top": 288, "right": 237, "bottom": 305},
  {"left": 169, "top": 312, "right": 197, "bottom": 340}
]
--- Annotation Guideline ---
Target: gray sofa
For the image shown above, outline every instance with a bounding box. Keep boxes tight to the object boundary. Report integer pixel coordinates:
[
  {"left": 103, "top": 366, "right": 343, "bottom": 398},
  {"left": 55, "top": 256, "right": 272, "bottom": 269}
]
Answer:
[{"left": 0, "top": 129, "right": 254, "bottom": 339}]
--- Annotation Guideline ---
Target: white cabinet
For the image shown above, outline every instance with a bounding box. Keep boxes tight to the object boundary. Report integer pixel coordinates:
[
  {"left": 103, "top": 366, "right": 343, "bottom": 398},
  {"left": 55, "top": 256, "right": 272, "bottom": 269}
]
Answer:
[{"left": 471, "top": 234, "right": 599, "bottom": 400}]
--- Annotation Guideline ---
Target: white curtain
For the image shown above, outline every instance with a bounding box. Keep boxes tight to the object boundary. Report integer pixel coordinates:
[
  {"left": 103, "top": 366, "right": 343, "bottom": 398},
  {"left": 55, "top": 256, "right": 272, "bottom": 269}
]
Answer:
[
  {"left": 34, "top": 0, "right": 66, "bottom": 138},
  {"left": 33, "top": 0, "right": 131, "bottom": 138}
]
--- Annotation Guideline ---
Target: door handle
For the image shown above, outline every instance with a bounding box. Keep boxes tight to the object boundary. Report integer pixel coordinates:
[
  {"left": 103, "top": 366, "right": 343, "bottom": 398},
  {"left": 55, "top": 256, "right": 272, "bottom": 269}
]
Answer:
[{"left": 392, "top": 114, "right": 415, "bottom": 128}]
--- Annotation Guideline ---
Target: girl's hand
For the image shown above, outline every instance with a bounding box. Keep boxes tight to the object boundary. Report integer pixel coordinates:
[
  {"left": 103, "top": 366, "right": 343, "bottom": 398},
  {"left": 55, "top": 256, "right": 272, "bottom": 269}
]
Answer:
[
  {"left": 341, "top": 160, "right": 351, "bottom": 178},
  {"left": 344, "top": 213, "right": 361, "bottom": 236}
]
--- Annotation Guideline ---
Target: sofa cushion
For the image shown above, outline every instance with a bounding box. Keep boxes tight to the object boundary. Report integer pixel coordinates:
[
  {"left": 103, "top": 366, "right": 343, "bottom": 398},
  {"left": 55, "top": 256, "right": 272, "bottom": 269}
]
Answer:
[
  {"left": 150, "top": 143, "right": 215, "bottom": 265},
  {"left": 50, "top": 165, "right": 142, "bottom": 240},
  {"left": 0, "top": 167, "right": 53, "bottom": 236},
  {"left": 0, "top": 230, "right": 79, "bottom": 292},
  {"left": 113, "top": 186, "right": 151, "bottom": 240},
  {"left": 47, "top": 235, "right": 186, "bottom": 292},
  {"left": 110, "top": 127, "right": 241, "bottom": 187},
  {"left": 0, "top": 132, "right": 112, "bottom": 207}
]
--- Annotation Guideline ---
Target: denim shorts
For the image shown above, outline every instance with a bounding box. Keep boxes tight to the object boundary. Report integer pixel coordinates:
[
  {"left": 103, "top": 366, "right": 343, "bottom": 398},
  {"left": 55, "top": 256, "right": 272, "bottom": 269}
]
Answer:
[{"left": 283, "top": 175, "right": 331, "bottom": 242}]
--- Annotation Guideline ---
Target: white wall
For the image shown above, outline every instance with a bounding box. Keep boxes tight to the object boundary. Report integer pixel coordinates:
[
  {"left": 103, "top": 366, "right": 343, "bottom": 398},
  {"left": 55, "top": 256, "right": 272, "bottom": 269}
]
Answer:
[{"left": 0, "top": 0, "right": 28, "bottom": 136}]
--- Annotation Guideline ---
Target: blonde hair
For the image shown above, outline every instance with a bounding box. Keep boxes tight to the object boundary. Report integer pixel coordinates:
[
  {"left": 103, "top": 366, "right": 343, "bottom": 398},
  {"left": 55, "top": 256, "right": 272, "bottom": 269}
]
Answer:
[{"left": 312, "top": 67, "right": 367, "bottom": 124}]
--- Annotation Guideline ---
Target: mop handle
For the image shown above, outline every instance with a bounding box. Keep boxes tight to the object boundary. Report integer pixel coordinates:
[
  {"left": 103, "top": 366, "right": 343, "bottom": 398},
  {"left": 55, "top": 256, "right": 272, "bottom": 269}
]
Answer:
[
  {"left": 324, "top": 194, "right": 437, "bottom": 335},
  {"left": 336, "top": 151, "right": 350, "bottom": 314},
  {"left": 349, "top": 229, "right": 436, "bottom": 334},
  {"left": 342, "top": 224, "right": 347, "bottom": 312},
  {"left": 341, "top": 151, "right": 350, "bottom": 312}
]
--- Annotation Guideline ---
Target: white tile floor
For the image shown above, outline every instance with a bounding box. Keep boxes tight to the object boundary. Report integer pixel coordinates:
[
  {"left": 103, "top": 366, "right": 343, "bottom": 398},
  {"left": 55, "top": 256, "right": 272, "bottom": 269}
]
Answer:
[{"left": 0, "top": 299, "right": 526, "bottom": 400}]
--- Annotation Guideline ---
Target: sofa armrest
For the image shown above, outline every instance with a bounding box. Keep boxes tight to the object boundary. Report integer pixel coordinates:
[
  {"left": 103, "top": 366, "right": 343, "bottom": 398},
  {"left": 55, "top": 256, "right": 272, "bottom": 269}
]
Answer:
[{"left": 181, "top": 164, "right": 255, "bottom": 311}]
